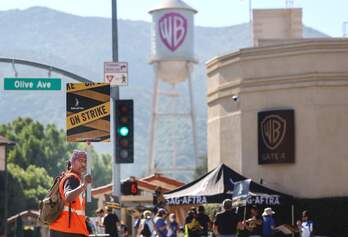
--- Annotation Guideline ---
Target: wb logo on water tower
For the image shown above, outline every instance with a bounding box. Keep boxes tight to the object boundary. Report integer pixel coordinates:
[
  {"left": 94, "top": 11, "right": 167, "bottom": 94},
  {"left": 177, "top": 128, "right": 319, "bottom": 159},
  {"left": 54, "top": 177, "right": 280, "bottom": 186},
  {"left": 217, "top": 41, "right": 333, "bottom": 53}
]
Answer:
[
  {"left": 258, "top": 110, "right": 295, "bottom": 164},
  {"left": 159, "top": 12, "right": 187, "bottom": 51}
]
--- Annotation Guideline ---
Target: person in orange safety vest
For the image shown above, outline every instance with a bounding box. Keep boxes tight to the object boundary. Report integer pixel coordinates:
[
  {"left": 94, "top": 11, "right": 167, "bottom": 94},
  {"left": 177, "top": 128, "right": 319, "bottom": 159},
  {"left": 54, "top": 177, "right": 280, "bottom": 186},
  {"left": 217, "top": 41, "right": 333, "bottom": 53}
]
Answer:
[{"left": 50, "top": 150, "right": 92, "bottom": 237}]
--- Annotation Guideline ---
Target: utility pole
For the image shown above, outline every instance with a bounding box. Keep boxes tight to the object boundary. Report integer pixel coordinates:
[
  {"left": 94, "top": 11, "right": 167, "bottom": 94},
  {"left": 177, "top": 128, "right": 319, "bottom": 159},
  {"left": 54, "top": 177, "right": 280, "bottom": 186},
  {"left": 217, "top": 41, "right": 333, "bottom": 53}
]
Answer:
[{"left": 111, "top": 0, "right": 121, "bottom": 199}]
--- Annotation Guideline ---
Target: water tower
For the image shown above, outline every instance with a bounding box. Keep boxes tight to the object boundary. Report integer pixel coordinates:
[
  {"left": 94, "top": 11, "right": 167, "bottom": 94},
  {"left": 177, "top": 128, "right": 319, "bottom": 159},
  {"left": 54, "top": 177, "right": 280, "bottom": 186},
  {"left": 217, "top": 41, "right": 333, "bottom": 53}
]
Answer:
[{"left": 148, "top": 0, "right": 198, "bottom": 179}]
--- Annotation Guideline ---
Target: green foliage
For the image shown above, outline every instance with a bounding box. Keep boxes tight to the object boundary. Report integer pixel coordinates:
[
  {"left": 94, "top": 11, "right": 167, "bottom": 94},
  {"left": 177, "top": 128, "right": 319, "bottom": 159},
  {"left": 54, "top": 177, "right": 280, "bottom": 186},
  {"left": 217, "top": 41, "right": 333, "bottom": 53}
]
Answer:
[
  {"left": 0, "top": 117, "right": 79, "bottom": 177},
  {"left": 91, "top": 152, "right": 112, "bottom": 188},
  {"left": 7, "top": 164, "right": 52, "bottom": 211},
  {"left": 6, "top": 170, "right": 26, "bottom": 216}
]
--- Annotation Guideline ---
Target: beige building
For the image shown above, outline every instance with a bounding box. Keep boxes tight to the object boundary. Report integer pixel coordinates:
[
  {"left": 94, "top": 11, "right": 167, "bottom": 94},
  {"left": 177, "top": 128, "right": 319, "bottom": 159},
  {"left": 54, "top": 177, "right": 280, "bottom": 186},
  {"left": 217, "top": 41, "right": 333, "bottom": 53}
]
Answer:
[{"left": 206, "top": 9, "right": 348, "bottom": 198}]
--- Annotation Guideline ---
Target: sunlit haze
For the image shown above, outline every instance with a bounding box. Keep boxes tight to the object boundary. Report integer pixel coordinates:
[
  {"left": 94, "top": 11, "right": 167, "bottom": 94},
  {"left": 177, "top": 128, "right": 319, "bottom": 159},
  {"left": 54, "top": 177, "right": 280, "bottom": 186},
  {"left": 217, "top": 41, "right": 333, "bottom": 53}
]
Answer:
[{"left": 0, "top": 0, "right": 347, "bottom": 37}]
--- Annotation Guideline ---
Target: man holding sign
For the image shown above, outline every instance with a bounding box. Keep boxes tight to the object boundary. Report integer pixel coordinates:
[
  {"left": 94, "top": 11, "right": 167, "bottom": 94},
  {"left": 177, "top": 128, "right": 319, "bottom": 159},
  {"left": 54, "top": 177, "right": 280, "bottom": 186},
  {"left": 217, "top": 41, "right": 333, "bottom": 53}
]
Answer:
[{"left": 50, "top": 150, "right": 92, "bottom": 237}]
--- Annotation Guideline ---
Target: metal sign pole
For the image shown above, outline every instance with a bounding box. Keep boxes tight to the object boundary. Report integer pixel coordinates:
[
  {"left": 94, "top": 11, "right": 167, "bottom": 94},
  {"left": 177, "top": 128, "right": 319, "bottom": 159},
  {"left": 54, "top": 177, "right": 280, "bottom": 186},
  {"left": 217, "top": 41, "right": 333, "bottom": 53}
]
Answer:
[
  {"left": 111, "top": 0, "right": 121, "bottom": 199},
  {"left": 86, "top": 142, "right": 92, "bottom": 202},
  {"left": 3, "top": 146, "right": 8, "bottom": 237}
]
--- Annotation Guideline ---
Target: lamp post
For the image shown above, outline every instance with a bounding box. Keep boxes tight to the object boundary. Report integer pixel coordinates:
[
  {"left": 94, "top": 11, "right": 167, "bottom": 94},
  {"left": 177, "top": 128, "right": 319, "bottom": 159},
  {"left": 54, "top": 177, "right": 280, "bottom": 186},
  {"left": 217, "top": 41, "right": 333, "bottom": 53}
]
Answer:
[{"left": 0, "top": 135, "right": 15, "bottom": 237}]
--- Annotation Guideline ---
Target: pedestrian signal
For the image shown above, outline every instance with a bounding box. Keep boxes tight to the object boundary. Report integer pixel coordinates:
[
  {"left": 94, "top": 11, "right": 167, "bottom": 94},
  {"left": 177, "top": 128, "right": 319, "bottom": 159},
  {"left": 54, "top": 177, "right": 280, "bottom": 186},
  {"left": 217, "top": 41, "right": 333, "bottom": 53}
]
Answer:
[
  {"left": 130, "top": 181, "right": 138, "bottom": 195},
  {"left": 121, "top": 180, "right": 138, "bottom": 195},
  {"left": 115, "top": 100, "right": 133, "bottom": 163}
]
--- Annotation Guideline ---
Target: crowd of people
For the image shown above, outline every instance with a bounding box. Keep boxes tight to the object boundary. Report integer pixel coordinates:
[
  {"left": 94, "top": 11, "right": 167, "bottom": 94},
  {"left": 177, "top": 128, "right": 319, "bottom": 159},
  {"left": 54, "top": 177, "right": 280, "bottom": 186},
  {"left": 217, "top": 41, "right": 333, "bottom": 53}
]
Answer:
[
  {"left": 133, "top": 208, "right": 178, "bottom": 237},
  {"left": 47, "top": 150, "right": 313, "bottom": 237},
  {"left": 129, "top": 198, "right": 314, "bottom": 237},
  {"left": 86, "top": 207, "right": 129, "bottom": 237},
  {"left": 85, "top": 198, "right": 314, "bottom": 237}
]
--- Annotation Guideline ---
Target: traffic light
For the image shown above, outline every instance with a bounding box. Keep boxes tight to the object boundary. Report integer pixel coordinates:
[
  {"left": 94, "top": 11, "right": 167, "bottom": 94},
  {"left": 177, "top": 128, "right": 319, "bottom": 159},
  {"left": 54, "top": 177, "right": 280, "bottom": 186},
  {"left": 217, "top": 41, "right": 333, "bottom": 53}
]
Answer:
[
  {"left": 121, "top": 180, "right": 138, "bottom": 195},
  {"left": 115, "top": 99, "right": 133, "bottom": 163}
]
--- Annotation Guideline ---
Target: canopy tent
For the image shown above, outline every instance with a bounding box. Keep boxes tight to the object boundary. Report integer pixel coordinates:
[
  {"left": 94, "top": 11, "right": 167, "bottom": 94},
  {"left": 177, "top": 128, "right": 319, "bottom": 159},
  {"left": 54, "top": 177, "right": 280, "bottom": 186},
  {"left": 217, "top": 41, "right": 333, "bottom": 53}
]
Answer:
[
  {"left": 164, "top": 164, "right": 295, "bottom": 228},
  {"left": 164, "top": 163, "right": 294, "bottom": 206}
]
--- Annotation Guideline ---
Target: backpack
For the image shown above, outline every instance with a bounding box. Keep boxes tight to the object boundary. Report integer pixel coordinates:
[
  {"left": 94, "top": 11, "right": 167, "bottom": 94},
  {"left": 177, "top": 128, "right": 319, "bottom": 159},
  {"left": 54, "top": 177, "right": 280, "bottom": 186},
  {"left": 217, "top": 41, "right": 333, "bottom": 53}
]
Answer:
[
  {"left": 140, "top": 220, "right": 152, "bottom": 237},
  {"left": 38, "top": 173, "right": 65, "bottom": 225}
]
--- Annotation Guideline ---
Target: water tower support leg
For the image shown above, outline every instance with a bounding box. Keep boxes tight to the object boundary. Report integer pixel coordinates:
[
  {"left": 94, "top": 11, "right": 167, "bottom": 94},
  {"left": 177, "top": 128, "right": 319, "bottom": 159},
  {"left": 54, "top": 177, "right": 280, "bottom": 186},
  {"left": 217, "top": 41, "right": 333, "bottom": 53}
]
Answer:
[
  {"left": 187, "top": 63, "right": 199, "bottom": 170},
  {"left": 148, "top": 63, "right": 160, "bottom": 175}
]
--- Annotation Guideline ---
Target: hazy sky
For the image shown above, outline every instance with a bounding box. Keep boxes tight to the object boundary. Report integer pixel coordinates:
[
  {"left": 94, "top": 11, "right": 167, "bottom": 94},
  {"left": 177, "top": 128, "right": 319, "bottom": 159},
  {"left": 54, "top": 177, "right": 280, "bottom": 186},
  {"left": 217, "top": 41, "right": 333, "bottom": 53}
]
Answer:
[{"left": 0, "top": 0, "right": 347, "bottom": 37}]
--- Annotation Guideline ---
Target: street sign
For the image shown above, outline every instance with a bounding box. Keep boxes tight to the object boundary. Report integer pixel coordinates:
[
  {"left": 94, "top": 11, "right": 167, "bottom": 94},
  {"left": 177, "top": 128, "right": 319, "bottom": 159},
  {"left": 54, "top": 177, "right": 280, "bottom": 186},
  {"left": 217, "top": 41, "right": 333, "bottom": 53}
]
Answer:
[
  {"left": 4, "top": 78, "right": 61, "bottom": 90},
  {"left": 104, "top": 62, "right": 128, "bottom": 86}
]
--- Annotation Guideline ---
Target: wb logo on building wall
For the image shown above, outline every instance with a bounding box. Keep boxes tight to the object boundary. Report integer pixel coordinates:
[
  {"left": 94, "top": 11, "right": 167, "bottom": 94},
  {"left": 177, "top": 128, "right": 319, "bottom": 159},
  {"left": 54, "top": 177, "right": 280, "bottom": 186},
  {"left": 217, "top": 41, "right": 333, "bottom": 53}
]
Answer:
[
  {"left": 258, "top": 110, "right": 295, "bottom": 164},
  {"left": 261, "top": 115, "right": 286, "bottom": 150},
  {"left": 159, "top": 12, "right": 187, "bottom": 51}
]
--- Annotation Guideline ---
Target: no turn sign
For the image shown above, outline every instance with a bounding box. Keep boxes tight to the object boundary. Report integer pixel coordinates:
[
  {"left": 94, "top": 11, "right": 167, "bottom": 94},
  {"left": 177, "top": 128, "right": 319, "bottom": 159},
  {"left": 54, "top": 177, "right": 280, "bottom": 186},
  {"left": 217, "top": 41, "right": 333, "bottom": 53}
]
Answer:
[{"left": 104, "top": 62, "right": 128, "bottom": 86}]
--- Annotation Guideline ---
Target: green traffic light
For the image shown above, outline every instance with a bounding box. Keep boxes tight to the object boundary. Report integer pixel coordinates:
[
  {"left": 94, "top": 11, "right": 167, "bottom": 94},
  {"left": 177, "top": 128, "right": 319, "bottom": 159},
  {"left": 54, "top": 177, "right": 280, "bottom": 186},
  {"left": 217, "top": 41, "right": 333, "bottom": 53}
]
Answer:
[{"left": 119, "top": 126, "right": 129, "bottom": 136}]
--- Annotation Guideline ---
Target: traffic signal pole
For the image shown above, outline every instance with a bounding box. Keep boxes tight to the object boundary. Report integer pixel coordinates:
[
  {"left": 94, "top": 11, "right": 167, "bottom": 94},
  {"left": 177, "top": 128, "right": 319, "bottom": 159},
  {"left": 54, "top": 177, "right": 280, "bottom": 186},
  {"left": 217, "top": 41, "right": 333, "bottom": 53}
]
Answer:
[{"left": 111, "top": 0, "right": 121, "bottom": 198}]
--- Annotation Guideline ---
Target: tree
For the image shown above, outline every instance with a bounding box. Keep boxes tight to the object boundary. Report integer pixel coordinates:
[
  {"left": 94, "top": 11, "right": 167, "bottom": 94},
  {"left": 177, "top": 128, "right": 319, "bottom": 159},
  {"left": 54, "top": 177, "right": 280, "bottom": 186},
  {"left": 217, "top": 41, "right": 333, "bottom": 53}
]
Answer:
[
  {"left": 91, "top": 153, "right": 112, "bottom": 188},
  {"left": 7, "top": 164, "right": 52, "bottom": 213},
  {"left": 0, "top": 117, "right": 79, "bottom": 177}
]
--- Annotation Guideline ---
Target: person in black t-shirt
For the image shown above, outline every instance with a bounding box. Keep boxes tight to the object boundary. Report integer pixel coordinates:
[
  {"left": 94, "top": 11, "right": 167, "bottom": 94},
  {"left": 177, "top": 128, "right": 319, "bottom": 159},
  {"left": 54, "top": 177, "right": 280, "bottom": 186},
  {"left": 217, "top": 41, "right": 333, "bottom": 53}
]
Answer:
[
  {"left": 195, "top": 206, "right": 211, "bottom": 237},
  {"left": 213, "top": 199, "right": 238, "bottom": 237},
  {"left": 103, "top": 207, "right": 120, "bottom": 237}
]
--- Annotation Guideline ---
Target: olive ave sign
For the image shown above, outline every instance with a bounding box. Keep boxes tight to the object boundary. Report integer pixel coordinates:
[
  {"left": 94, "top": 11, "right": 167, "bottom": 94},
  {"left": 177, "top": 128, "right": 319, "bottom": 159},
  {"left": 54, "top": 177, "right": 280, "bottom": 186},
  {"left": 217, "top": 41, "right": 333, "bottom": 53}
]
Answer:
[{"left": 4, "top": 78, "right": 61, "bottom": 90}]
